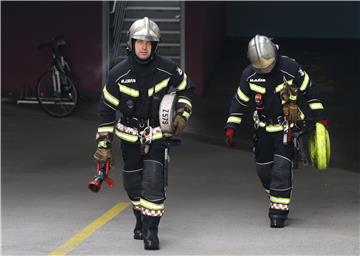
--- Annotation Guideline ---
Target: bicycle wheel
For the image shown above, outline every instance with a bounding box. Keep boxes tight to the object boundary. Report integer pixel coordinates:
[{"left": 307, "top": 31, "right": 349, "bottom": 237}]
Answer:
[{"left": 36, "top": 71, "right": 78, "bottom": 117}]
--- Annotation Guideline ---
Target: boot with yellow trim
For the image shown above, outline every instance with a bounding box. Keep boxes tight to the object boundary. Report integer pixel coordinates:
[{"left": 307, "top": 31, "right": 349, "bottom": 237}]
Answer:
[
  {"left": 142, "top": 214, "right": 161, "bottom": 250},
  {"left": 133, "top": 207, "right": 143, "bottom": 240}
]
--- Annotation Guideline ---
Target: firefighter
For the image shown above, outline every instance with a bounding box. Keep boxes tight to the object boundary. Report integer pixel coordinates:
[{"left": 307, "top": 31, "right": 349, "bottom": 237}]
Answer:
[
  {"left": 225, "top": 35, "right": 328, "bottom": 228},
  {"left": 93, "top": 17, "right": 193, "bottom": 249}
]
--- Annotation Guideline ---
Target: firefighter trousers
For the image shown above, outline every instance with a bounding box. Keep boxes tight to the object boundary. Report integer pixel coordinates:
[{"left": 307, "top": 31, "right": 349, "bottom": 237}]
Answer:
[
  {"left": 254, "top": 128, "right": 294, "bottom": 217},
  {"left": 121, "top": 140, "right": 166, "bottom": 216}
]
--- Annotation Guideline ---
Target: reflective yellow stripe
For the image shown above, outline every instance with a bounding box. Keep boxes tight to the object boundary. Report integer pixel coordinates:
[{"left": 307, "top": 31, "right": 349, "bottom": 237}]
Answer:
[
  {"left": 270, "top": 196, "right": 290, "bottom": 204},
  {"left": 115, "top": 130, "right": 138, "bottom": 142},
  {"left": 275, "top": 80, "right": 294, "bottom": 93},
  {"left": 118, "top": 83, "right": 139, "bottom": 97},
  {"left": 249, "top": 83, "right": 266, "bottom": 94},
  {"left": 289, "top": 95, "right": 297, "bottom": 101},
  {"left": 131, "top": 200, "right": 141, "bottom": 206},
  {"left": 227, "top": 116, "right": 242, "bottom": 124},
  {"left": 309, "top": 102, "right": 324, "bottom": 110},
  {"left": 237, "top": 87, "right": 250, "bottom": 102},
  {"left": 300, "top": 72, "right": 309, "bottom": 91},
  {"left": 265, "top": 125, "right": 283, "bottom": 132},
  {"left": 177, "top": 73, "right": 187, "bottom": 91},
  {"left": 182, "top": 111, "right": 191, "bottom": 120},
  {"left": 299, "top": 109, "right": 305, "bottom": 120},
  {"left": 98, "top": 141, "right": 107, "bottom": 148},
  {"left": 152, "top": 132, "right": 164, "bottom": 140},
  {"left": 177, "top": 98, "right": 192, "bottom": 108},
  {"left": 148, "top": 78, "right": 171, "bottom": 96},
  {"left": 98, "top": 126, "right": 114, "bottom": 133},
  {"left": 103, "top": 86, "right": 119, "bottom": 106},
  {"left": 140, "top": 198, "right": 164, "bottom": 210}
]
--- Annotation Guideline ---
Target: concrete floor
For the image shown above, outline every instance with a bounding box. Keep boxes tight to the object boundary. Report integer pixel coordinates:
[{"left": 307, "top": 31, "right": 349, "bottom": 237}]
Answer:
[{"left": 1, "top": 101, "right": 359, "bottom": 255}]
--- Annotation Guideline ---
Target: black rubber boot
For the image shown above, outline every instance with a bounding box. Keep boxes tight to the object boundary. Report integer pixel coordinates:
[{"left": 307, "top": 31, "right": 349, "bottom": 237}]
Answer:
[
  {"left": 270, "top": 215, "right": 286, "bottom": 228},
  {"left": 142, "top": 215, "right": 161, "bottom": 250},
  {"left": 133, "top": 209, "right": 143, "bottom": 240}
]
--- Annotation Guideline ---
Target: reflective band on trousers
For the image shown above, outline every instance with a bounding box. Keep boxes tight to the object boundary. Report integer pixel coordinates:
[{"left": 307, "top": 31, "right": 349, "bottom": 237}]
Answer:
[
  {"left": 237, "top": 87, "right": 250, "bottom": 102},
  {"left": 118, "top": 83, "right": 139, "bottom": 97},
  {"left": 98, "top": 126, "right": 114, "bottom": 133},
  {"left": 265, "top": 124, "right": 283, "bottom": 132},
  {"left": 131, "top": 200, "right": 141, "bottom": 206},
  {"left": 309, "top": 102, "right": 324, "bottom": 110},
  {"left": 148, "top": 78, "right": 170, "bottom": 96},
  {"left": 115, "top": 130, "right": 139, "bottom": 142},
  {"left": 140, "top": 198, "right": 164, "bottom": 210},
  {"left": 177, "top": 73, "right": 188, "bottom": 91},
  {"left": 300, "top": 72, "right": 310, "bottom": 91},
  {"left": 177, "top": 97, "right": 192, "bottom": 108},
  {"left": 103, "top": 86, "right": 119, "bottom": 106},
  {"left": 249, "top": 83, "right": 266, "bottom": 94},
  {"left": 227, "top": 116, "right": 242, "bottom": 124},
  {"left": 270, "top": 196, "right": 290, "bottom": 204}
]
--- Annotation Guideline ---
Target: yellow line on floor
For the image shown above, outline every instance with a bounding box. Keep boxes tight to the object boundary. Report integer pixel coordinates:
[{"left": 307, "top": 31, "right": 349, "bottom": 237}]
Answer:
[{"left": 48, "top": 201, "right": 130, "bottom": 256}]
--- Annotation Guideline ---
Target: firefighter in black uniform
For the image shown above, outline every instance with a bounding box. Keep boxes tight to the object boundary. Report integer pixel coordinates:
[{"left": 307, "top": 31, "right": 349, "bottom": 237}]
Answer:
[
  {"left": 225, "top": 35, "right": 328, "bottom": 228},
  {"left": 93, "top": 17, "right": 193, "bottom": 249}
]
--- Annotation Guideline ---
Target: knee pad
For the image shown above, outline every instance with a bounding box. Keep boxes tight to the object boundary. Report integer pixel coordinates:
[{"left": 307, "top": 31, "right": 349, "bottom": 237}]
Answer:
[
  {"left": 141, "top": 160, "right": 165, "bottom": 202},
  {"left": 256, "top": 161, "right": 273, "bottom": 190},
  {"left": 123, "top": 168, "right": 142, "bottom": 201}
]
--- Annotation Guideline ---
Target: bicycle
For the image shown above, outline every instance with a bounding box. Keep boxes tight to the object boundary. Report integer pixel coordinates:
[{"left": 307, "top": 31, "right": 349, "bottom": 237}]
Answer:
[{"left": 36, "top": 35, "right": 78, "bottom": 117}]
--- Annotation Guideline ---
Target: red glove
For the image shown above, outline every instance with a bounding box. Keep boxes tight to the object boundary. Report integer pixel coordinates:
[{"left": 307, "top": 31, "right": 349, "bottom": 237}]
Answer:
[
  {"left": 318, "top": 119, "right": 328, "bottom": 129},
  {"left": 225, "top": 128, "right": 235, "bottom": 146}
]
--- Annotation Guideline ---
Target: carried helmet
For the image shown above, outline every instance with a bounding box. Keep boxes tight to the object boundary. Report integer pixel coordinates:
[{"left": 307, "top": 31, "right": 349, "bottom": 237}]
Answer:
[
  {"left": 127, "top": 17, "right": 161, "bottom": 52},
  {"left": 247, "top": 35, "right": 278, "bottom": 73}
]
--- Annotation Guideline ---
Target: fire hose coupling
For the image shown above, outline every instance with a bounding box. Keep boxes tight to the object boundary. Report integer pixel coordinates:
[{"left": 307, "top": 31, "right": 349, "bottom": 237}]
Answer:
[{"left": 88, "top": 160, "right": 114, "bottom": 193}]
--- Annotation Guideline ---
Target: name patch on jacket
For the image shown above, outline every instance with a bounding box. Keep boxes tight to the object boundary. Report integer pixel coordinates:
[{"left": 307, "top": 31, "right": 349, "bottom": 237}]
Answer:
[{"left": 121, "top": 78, "right": 136, "bottom": 83}]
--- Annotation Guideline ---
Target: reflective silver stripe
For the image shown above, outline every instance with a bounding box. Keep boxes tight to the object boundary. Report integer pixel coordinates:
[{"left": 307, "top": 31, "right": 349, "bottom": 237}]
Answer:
[
  {"left": 182, "top": 111, "right": 191, "bottom": 120},
  {"left": 177, "top": 73, "right": 187, "bottom": 91},
  {"left": 148, "top": 78, "right": 171, "bottom": 96},
  {"left": 265, "top": 124, "right": 283, "bottom": 132},
  {"left": 103, "top": 86, "right": 119, "bottom": 106},
  {"left": 309, "top": 102, "right": 324, "bottom": 110},
  {"left": 300, "top": 72, "right": 309, "bottom": 91},
  {"left": 118, "top": 83, "right": 139, "bottom": 97},
  {"left": 275, "top": 79, "right": 294, "bottom": 93},
  {"left": 227, "top": 116, "right": 242, "bottom": 124},
  {"left": 177, "top": 98, "right": 192, "bottom": 108},
  {"left": 140, "top": 198, "right": 164, "bottom": 210},
  {"left": 98, "top": 126, "right": 114, "bottom": 133},
  {"left": 237, "top": 87, "right": 250, "bottom": 102},
  {"left": 115, "top": 130, "right": 139, "bottom": 142},
  {"left": 270, "top": 196, "right": 290, "bottom": 204},
  {"left": 249, "top": 83, "right": 266, "bottom": 94}
]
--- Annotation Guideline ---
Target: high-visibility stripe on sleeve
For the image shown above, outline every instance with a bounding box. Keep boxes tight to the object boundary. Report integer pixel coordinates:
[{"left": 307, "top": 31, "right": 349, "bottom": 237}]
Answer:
[
  {"left": 300, "top": 72, "right": 310, "bottom": 92},
  {"left": 115, "top": 130, "right": 139, "bottom": 142},
  {"left": 227, "top": 116, "right": 242, "bottom": 124},
  {"left": 177, "top": 73, "right": 188, "bottom": 91},
  {"left": 177, "top": 98, "right": 192, "bottom": 108},
  {"left": 249, "top": 83, "right": 266, "bottom": 94},
  {"left": 270, "top": 196, "right": 290, "bottom": 205},
  {"left": 118, "top": 83, "right": 139, "bottom": 97},
  {"left": 265, "top": 125, "right": 284, "bottom": 132},
  {"left": 237, "top": 87, "right": 250, "bottom": 102},
  {"left": 97, "top": 126, "right": 114, "bottom": 133},
  {"left": 309, "top": 102, "right": 324, "bottom": 110},
  {"left": 182, "top": 111, "right": 191, "bottom": 120},
  {"left": 103, "top": 86, "right": 119, "bottom": 106},
  {"left": 275, "top": 80, "right": 294, "bottom": 93},
  {"left": 148, "top": 78, "right": 171, "bottom": 96},
  {"left": 140, "top": 198, "right": 164, "bottom": 210}
]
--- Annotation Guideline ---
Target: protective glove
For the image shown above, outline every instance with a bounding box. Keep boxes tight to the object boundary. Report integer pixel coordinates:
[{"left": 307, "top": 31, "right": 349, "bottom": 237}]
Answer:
[
  {"left": 282, "top": 101, "right": 299, "bottom": 123},
  {"left": 93, "top": 132, "right": 112, "bottom": 163},
  {"left": 225, "top": 128, "right": 235, "bottom": 147},
  {"left": 173, "top": 111, "right": 187, "bottom": 136}
]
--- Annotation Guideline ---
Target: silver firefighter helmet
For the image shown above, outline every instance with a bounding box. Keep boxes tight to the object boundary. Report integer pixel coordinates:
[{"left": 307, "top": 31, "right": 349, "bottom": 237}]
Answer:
[
  {"left": 127, "top": 17, "right": 161, "bottom": 52},
  {"left": 247, "top": 35, "right": 278, "bottom": 73}
]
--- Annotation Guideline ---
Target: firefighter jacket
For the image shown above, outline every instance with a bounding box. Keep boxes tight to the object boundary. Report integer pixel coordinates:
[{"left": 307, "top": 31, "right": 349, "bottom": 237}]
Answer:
[
  {"left": 97, "top": 53, "right": 194, "bottom": 143},
  {"left": 225, "top": 55, "right": 326, "bottom": 132}
]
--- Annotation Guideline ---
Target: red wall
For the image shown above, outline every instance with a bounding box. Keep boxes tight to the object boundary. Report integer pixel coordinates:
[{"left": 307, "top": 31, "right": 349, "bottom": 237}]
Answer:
[
  {"left": 1, "top": 2, "right": 102, "bottom": 95},
  {"left": 185, "top": 2, "right": 226, "bottom": 96}
]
